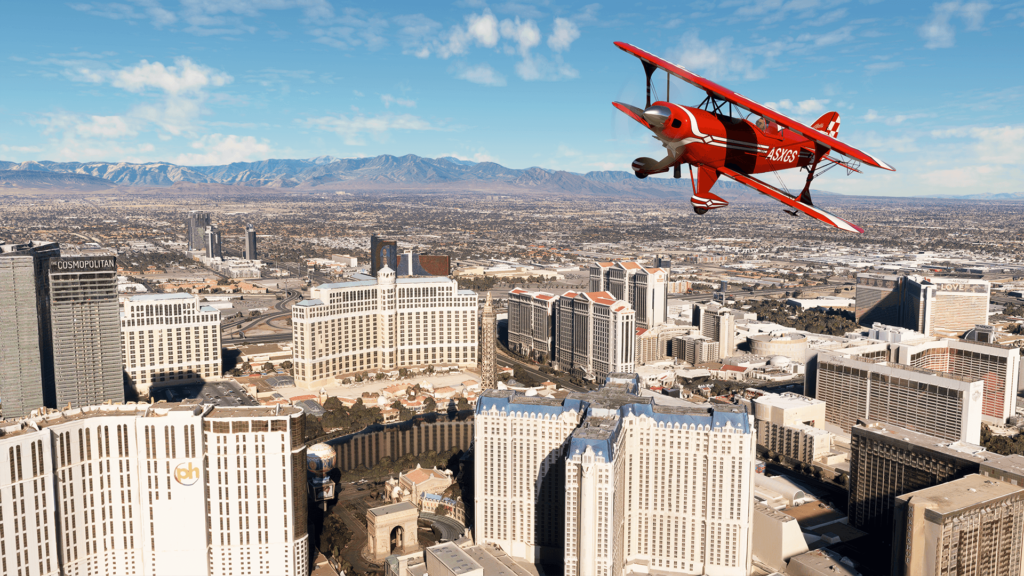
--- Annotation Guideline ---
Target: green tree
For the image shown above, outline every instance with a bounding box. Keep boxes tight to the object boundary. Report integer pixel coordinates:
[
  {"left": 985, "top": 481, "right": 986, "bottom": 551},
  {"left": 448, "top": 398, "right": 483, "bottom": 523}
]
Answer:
[
  {"left": 281, "top": 360, "right": 293, "bottom": 370},
  {"left": 424, "top": 397, "right": 437, "bottom": 413},
  {"left": 240, "top": 361, "right": 252, "bottom": 373},
  {"left": 262, "top": 362, "right": 274, "bottom": 372},
  {"left": 323, "top": 397, "right": 343, "bottom": 412}
]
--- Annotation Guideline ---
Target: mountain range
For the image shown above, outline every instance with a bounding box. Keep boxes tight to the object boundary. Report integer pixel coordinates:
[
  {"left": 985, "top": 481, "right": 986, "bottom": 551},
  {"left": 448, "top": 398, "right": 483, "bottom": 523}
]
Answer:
[
  {"left": 3, "top": 154, "right": 1017, "bottom": 200},
  {"left": 0, "top": 154, "right": 754, "bottom": 198}
]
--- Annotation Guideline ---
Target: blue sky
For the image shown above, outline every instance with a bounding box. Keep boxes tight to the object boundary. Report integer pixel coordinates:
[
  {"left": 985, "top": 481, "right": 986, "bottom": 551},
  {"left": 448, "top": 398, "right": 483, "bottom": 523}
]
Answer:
[{"left": 1, "top": 0, "right": 1022, "bottom": 196}]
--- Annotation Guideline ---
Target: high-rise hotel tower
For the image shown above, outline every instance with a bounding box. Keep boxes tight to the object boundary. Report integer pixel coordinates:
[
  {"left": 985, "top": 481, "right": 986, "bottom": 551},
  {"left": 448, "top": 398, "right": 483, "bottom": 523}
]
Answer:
[{"left": 0, "top": 403, "right": 309, "bottom": 576}]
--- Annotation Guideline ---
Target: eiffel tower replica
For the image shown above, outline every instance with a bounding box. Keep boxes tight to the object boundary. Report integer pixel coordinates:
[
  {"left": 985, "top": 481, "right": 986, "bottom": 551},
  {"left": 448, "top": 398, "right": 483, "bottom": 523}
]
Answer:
[{"left": 480, "top": 292, "right": 497, "bottom": 389}]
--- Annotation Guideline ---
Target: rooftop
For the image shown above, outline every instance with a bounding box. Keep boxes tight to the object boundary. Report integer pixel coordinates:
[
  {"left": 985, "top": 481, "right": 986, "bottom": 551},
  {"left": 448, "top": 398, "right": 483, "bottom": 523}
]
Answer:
[
  {"left": 127, "top": 292, "right": 193, "bottom": 301},
  {"left": 367, "top": 502, "right": 418, "bottom": 517},
  {"left": 898, "top": 474, "right": 1023, "bottom": 518},
  {"left": 853, "top": 420, "right": 988, "bottom": 461}
]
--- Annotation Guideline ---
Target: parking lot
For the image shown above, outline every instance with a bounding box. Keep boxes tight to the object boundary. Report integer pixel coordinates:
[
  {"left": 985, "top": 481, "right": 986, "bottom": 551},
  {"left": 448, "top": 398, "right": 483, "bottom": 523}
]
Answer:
[{"left": 149, "top": 378, "right": 258, "bottom": 407}]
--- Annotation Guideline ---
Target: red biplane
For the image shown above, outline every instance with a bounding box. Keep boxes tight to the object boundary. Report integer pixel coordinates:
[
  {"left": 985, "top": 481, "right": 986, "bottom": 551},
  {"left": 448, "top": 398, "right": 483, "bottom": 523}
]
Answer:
[{"left": 613, "top": 41, "right": 894, "bottom": 233}]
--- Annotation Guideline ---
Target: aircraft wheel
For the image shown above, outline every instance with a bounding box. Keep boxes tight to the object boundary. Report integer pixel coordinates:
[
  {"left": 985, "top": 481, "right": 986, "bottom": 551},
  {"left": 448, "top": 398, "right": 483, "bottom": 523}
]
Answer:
[
  {"left": 693, "top": 207, "right": 708, "bottom": 215},
  {"left": 634, "top": 171, "right": 647, "bottom": 179}
]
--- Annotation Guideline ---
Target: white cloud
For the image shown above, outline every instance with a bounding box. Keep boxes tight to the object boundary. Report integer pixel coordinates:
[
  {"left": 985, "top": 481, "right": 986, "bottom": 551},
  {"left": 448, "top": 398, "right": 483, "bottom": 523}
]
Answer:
[
  {"left": 105, "top": 58, "right": 232, "bottom": 95},
  {"left": 547, "top": 18, "right": 579, "bottom": 52},
  {"left": 671, "top": 32, "right": 766, "bottom": 81},
  {"left": 920, "top": 1, "right": 991, "bottom": 49},
  {"left": 0, "top": 144, "right": 44, "bottom": 154},
  {"left": 766, "top": 98, "right": 831, "bottom": 115},
  {"left": 455, "top": 63, "right": 507, "bottom": 86},
  {"left": 499, "top": 18, "right": 540, "bottom": 56},
  {"left": 174, "top": 133, "right": 272, "bottom": 165},
  {"left": 75, "top": 115, "right": 138, "bottom": 138},
  {"left": 69, "top": 0, "right": 177, "bottom": 27},
  {"left": 381, "top": 94, "right": 416, "bottom": 108},
  {"left": 865, "top": 61, "right": 903, "bottom": 74},
  {"left": 467, "top": 11, "right": 500, "bottom": 47},
  {"left": 65, "top": 57, "right": 233, "bottom": 136},
  {"left": 515, "top": 54, "right": 578, "bottom": 81},
  {"left": 862, "top": 109, "right": 930, "bottom": 126},
  {"left": 435, "top": 10, "right": 504, "bottom": 58},
  {"left": 300, "top": 113, "right": 442, "bottom": 145},
  {"left": 179, "top": 0, "right": 335, "bottom": 35},
  {"left": 443, "top": 150, "right": 496, "bottom": 163},
  {"left": 931, "top": 125, "right": 1024, "bottom": 164},
  {"left": 309, "top": 9, "right": 390, "bottom": 51}
]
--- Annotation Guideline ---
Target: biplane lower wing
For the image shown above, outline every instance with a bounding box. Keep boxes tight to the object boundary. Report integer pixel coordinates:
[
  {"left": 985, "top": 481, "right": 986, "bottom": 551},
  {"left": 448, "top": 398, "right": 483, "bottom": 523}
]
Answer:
[{"left": 717, "top": 166, "right": 864, "bottom": 234}]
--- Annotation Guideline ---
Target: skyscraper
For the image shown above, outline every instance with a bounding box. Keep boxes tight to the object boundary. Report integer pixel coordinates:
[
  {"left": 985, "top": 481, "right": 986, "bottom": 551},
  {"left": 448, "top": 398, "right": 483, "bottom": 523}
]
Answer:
[
  {"left": 815, "top": 350, "right": 983, "bottom": 443},
  {"left": 589, "top": 261, "right": 668, "bottom": 329},
  {"left": 692, "top": 301, "right": 737, "bottom": 360},
  {"left": 244, "top": 223, "right": 257, "bottom": 261},
  {"left": 205, "top": 224, "right": 222, "bottom": 259},
  {"left": 855, "top": 273, "right": 903, "bottom": 326},
  {"left": 120, "top": 293, "right": 222, "bottom": 395},
  {"left": 480, "top": 292, "right": 496, "bottom": 389},
  {"left": 0, "top": 402, "right": 309, "bottom": 576},
  {"left": 554, "top": 291, "right": 636, "bottom": 383},
  {"left": 896, "top": 338, "right": 1021, "bottom": 423},
  {"left": 370, "top": 233, "right": 398, "bottom": 276},
  {"left": 854, "top": 273, "right": 990, "bottom": 335},
  {"left": 0, "top": 241, "right": 59, "bottom": 418},
  {"left": 848, "top": 420, "right": 986, "bottom": 532},
  {"left": 49, "top": 255, "right": 124, "bottom": 409},
  {"left": 892, "top": 474, "right": 1024, "bottom": 576},
  {"left": 507, "top": 288, "right": 558, "bottom": 362},
  {"left": 474, "top": 376, "right": 756, "bottom": 574},
  {"left": 186, "top": 210, "right": 211, "bottom": 251}
]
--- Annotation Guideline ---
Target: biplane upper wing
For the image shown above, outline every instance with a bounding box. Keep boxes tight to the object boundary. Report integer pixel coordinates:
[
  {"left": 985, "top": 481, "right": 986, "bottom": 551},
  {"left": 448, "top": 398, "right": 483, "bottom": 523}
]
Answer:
[{"left": 615, "top": 41, "right": 896, "bottom": 172}]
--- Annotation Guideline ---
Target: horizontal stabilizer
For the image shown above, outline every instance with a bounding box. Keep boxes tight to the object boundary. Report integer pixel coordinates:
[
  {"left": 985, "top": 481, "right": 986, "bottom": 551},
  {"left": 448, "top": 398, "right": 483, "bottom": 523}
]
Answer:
[{"left": 717, "top": 166, "right": 864, "bottom": 233}]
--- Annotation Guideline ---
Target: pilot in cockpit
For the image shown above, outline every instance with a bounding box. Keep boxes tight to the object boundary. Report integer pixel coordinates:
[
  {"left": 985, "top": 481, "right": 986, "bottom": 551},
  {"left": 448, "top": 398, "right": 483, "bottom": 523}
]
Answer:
[{"left": 755, "top": 116, "right": 782, "bottom": 137}]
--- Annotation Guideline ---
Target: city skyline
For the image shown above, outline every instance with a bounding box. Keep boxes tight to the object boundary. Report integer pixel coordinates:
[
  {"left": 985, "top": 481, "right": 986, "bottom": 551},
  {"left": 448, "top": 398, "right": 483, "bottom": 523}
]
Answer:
[{"left": 2, "top": 1, "right": 1023, "bottom": 197}]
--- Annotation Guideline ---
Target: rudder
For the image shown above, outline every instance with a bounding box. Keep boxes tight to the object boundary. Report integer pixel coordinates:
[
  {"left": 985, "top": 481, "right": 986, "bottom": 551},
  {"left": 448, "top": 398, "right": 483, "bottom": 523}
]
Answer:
[{"left": 811, "top": 112, "right": 840, "bottom": 138}]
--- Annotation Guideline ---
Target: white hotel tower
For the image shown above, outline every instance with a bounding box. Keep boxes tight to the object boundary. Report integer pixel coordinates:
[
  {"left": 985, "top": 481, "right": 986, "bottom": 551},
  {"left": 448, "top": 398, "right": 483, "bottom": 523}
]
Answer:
[
  {"left": 292, "top": 267, "right": 478, "bottom": 387},
  {"left": 120, "top": 293, "right": 222, "bottom": 395},
  {"left": 475, "top": 375, "right": 756, "bottom": 575},
  {"left": 0, "top": 403, "right": 308, "bottom": 576}
]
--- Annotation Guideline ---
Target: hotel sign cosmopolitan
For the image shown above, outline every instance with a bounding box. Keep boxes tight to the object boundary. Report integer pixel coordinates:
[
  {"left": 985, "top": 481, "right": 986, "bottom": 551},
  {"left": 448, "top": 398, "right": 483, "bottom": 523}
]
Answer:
[{"left": 50, "top": 256, "right": 117, "bottom": 272}]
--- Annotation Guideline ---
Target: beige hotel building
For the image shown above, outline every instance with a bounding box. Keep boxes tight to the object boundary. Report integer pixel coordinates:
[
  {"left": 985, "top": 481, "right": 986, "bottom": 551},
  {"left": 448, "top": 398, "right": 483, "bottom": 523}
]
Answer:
[
  {"left": 120, "top": 293, "right": 222, "bottom": 395},
  {"left": 292, "top": 267, "right": 478, "bottom": 387}
]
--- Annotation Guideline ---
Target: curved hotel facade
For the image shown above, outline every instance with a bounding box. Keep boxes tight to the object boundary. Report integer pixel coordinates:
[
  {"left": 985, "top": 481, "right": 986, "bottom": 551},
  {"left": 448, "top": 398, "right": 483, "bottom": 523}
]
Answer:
[{"left": 292, "top": 267, "right": 478, "bottom": 388}]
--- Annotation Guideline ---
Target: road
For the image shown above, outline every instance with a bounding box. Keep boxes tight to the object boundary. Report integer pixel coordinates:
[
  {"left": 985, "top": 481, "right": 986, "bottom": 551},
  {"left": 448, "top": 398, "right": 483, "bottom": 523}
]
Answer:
[
  {"left": 496, "top": 349, "right": 588, "bottom": 393},
  {"left": 222, "top": 289, "right": 301, "bottom": 339},
  {"left": 223, "top": 333, "right": 293, "bottom": 346}
]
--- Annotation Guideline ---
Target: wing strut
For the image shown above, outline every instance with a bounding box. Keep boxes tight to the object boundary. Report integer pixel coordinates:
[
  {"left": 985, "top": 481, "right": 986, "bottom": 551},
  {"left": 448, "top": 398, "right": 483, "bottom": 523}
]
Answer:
[
  {"left": 717, "top": 166, "right": 864, "bottom": 233},
  {"left": 643, "top": 61, "right": 657, "bottom": 108},
  {"left": 797, "top": 144, "right": 829, "bottom": 205}
]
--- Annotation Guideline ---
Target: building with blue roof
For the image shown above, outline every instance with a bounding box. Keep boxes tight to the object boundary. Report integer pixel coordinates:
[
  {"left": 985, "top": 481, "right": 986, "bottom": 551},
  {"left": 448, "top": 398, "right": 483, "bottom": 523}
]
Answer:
[{"left": 474, "top": 373, "right": 756, "bottom": 575}]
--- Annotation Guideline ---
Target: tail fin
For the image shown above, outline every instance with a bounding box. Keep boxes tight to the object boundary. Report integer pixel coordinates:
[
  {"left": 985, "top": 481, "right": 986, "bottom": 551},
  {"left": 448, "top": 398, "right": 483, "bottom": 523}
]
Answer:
[{"left": 811, "top": 111, "right": 840, "bottom": 138}]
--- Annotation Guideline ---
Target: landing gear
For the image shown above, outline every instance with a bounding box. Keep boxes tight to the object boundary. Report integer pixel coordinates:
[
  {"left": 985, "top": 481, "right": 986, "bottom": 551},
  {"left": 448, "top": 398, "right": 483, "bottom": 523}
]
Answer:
[
  {"left": 674, "top": 164, "right": 681, "bottom": 179},
  {"left": 694, "top": 207, "right": 708, "bottom": 215},
  {"left": 635, "top": 172, "right": 647, "bottom": 179}
]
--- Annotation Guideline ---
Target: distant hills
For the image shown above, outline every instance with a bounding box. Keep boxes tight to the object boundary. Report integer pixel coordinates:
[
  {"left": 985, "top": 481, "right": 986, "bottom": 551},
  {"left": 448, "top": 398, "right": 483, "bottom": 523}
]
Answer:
[
  {"left": 4, "top": 154, "right": 1014, "bottom": 200},
  {"left": 0, "top": 154, "right": 753, "bottom": 198}
]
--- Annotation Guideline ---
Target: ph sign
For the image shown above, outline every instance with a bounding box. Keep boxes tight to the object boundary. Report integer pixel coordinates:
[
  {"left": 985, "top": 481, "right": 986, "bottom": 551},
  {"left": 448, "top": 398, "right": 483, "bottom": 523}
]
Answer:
[{"left": 174, "top": 462, "right": 201, "bottom": 486}]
